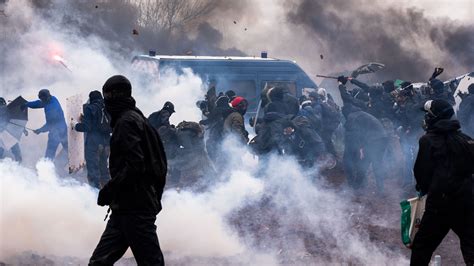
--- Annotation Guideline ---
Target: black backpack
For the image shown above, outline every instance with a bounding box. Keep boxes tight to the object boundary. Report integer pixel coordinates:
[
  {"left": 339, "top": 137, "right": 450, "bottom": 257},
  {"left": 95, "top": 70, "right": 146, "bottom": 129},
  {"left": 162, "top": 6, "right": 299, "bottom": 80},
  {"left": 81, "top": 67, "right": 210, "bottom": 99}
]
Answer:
[
  {"left": 143, "top": 114, "right": 168, "bottom": 198},
  {"left": 98, "top": 104, "right": 112, "bottom": 134}
]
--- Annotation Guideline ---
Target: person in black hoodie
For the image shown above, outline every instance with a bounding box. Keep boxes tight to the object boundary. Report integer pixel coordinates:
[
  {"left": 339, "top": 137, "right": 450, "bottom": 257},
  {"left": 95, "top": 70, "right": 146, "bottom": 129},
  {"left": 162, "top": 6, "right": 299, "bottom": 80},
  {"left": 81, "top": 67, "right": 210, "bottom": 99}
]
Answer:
[
  {"left": 338, "top": 79, "right": 388, "bottom": 193},
  {"left": 410, "top": 99, "right": 474, "bottom": 266},
  {"left": 250, "top": 102, "right": 287, "bottom": 156},
  {"left": 89, "top": 75, "right": 167, "bottom": 266},
  {"left": 428, "top": 79, "right": 456, "bottom": 106},
  {"left": 148, "top": 101, "right": 175, "bottom": 131},
  {"left": 202, "top": 95, "right": 233, "bottom": 163},
  {"left": 393, "top": 83, "right": 425, "bottom": 193},
  {"left": 73, "top": 91, "right": 111, "bottom": 188}
]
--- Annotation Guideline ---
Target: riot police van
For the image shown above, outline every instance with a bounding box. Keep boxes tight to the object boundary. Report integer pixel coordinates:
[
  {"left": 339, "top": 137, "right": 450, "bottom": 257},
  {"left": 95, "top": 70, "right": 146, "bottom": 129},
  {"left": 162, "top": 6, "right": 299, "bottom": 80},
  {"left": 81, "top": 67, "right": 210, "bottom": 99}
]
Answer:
[{"left": 131, "top": 52, "right": 318, "bottom": 113}]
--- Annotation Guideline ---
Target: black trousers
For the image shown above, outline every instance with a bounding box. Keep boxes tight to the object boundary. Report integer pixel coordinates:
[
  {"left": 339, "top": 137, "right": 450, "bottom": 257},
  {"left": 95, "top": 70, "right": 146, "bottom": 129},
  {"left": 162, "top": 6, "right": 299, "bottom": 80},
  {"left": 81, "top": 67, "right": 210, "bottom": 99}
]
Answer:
[
  {"left": 89, "top": 214, "right": 164, "bottom": 266},
  {"left": 410, "top": 202, "right": 474, "bottom": 266},
  {"left": 343, "top": 139, "right": 387, "bottom": 192},
  {"left": 85, "top": 144, "right": 110, "bottom": 189}
]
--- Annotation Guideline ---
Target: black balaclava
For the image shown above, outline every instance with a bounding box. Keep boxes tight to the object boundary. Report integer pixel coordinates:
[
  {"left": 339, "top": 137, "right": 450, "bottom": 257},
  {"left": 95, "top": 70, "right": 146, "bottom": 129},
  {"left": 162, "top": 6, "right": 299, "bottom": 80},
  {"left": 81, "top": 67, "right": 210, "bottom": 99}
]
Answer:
[
  {"left": 102, "top": 75, "right": 136, "bottom": 127},
  {"left": 268, "top": 86, "right": 286, "bottom": 102},
  {"left": 225, "top": 90, "right": 236, "bottom": 101},
  {"left": 89, "top": 90, "right": 103, "bottom": 103},
  {"left": 162, "top": 101, "right": 175, "bottom": 113},
  {"left": 422, "top": 99, "right": 454, "bottom": 129}
]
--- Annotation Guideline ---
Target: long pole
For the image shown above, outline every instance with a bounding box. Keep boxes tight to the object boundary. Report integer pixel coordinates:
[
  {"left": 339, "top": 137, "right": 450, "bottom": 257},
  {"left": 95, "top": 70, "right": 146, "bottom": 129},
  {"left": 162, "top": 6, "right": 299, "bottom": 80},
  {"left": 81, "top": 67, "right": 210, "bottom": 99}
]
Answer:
[
  {"left": 8, "top": 121, "right": 34, "bottom": 131},
  {"left": 316, "top": 74, "right": 338, "bottom": 79}
]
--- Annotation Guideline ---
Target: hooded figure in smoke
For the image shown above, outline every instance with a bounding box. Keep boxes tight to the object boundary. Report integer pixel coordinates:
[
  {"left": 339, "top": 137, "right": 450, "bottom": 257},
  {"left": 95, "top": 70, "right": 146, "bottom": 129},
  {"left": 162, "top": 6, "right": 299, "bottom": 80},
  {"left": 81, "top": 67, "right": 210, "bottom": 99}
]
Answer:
[
  {"left": 338, "top": 79, "right": 388, "bottom": 193},
  {"left": 428, "top": 78, "right": 455, "bottom": 106},
  {"left": 410, "top": 99, "right": 474, "bottom": 265},
  {"left": 148, "top": 101, "right": 175, "bottom": 131},
  {"left": 170, "top": 120, "right": 216, "bottom": 189},
  {"left": 72, "top": 90, "right": 111, "bottom": 189},
  {"left": 311, "top": 89, "right": 341, "bottom": 157},
  {"left": 262, "top": 86, "right": 300, "bottom": 117},
  {"left": 203, "top": 95, "right": 233, "bottom": 163},
  {"left": 90, "top": 75, "right": 166, "bottom": 266},
  {"left": 349, "top": 78, "right": 396, "bottom": 120},
  {"left": 250, "top": 102, "right": 288, "bottom": 156},
  {"left": 22, "top": 89, "right": 68, "bottom": 161},
  {"left": 393, "top": 82, "right": 425, "bottom": 192},
  {"left": 149, "top": 101, "right": 179, "bottom": 160}
]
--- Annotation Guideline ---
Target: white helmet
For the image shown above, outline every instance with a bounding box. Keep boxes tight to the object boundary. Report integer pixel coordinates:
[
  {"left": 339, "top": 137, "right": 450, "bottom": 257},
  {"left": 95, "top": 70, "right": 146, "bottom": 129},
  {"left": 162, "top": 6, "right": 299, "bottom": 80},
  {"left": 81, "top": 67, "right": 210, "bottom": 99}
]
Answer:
[{"left": 317, "top": 87, "right": 327, "bottom": 102}]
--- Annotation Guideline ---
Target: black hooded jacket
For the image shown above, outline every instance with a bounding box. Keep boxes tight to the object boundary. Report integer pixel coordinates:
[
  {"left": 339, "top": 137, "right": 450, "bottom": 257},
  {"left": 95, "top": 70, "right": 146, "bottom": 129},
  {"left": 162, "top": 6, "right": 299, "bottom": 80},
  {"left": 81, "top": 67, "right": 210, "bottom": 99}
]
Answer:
[
  {"left": 414, "top": 119, "right": 473, "bottom": 208},
  {"left": 344, "top": 110, "right": 387, "bottom": 148},
  {"left": 99, "top": 107, "right": 167, "bottom": 215},
  {"left": 251, "top": 112, "right": 287, "bottom": 155},
  {"left": 148, "top": 109, "right": 172, "bottom": 130}
]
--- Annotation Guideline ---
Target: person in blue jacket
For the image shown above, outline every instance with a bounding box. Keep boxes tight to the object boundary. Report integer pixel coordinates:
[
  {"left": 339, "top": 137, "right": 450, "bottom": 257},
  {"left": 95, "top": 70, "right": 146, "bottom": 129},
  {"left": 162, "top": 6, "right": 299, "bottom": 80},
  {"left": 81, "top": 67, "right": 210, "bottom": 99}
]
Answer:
[{"left": 23, "top": 89, "right": 68, "bottom": 160}]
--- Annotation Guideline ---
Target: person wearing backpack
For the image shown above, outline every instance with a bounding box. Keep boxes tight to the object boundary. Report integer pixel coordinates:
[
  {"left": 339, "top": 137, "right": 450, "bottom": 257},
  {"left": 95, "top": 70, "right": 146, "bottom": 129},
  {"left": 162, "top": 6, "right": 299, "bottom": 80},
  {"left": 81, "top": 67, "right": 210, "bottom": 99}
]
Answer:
[
  {"left": 73, "top": 90, "right": 111, "bottom": 189},
  {"left": 89, "top": 75, "right": 167, "bottom": 266},
  {"left": 410, "top": 99, "right": 474, "bottom": 265}
]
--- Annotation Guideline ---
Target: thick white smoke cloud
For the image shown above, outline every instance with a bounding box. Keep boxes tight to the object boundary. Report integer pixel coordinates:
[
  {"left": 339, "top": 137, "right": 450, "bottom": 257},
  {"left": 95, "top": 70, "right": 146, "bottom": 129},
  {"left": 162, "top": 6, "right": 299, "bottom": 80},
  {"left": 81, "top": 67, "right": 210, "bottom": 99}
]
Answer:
[
  {"left": 0, "top": 156, "right": 273, "bottom": 263},
  {"left": 0, "top": 159, "right": 105, "bottom": 259},
  {"left": 257, "top": 156, "right": 408, "bottom": 264},
  {"left": 158, "top": 170, "right": 263, "bottom": 257},
  {"left": 133, "top": 68, "right": 205, "bottom": 124},
  {"left": 1, "top": 144, "right": 409, "bottom": 264}
]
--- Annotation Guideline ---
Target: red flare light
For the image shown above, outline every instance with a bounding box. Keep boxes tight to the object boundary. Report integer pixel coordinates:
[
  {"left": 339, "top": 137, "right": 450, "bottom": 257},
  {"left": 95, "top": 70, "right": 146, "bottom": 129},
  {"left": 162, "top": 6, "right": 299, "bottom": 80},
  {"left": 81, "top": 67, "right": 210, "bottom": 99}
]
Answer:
[
  {"left": 53, "top": 54, "right": 65, "bottom": 62},
  {"left": 52, "top": 54, "right": 72, "bottom": 72}
]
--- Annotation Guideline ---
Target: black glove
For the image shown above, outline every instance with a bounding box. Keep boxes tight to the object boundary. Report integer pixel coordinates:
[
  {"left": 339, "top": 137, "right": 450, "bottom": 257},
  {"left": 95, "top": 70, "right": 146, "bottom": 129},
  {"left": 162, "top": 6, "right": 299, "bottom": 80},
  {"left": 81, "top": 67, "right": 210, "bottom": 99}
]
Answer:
[
  {"left": 430, "top": 67, "right": 444, "bottom": 80},
  {"left": 337, "top": 76, "right": 348, "bottom": 85},
  {"left": 97, "top": 183, "right": 113, "bottom": 206},
  {"left": 33, "top": 129, "right": 41, "bottom": 135}
]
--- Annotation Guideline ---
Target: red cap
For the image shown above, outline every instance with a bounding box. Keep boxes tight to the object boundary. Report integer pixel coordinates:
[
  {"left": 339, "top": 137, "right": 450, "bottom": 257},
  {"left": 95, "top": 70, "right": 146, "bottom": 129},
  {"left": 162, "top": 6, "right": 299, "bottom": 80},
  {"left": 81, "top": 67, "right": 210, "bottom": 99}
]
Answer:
[{"left": 231, "top": 96, "right": 246, "bottom": 107}]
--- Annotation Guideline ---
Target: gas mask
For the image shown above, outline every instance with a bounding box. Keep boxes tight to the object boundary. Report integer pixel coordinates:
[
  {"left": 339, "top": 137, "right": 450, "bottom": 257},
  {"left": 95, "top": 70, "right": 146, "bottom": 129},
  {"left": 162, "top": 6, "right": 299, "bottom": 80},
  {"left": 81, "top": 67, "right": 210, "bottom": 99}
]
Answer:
[{"left": 422, "top": 112, "right": 437, "bottom": 130}]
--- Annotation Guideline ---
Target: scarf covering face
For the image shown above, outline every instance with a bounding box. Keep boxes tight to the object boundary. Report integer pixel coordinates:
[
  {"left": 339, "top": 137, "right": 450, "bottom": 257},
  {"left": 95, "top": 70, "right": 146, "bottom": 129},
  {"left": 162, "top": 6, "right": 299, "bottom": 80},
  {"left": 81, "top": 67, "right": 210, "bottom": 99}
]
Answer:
[{"left": 104, "top": 96, "right": 136, "bottom": 127}]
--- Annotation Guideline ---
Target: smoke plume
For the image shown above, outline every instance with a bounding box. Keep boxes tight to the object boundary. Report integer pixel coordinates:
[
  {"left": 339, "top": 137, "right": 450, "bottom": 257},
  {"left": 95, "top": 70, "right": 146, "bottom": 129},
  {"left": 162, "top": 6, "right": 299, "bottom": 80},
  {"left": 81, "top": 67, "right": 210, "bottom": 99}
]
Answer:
[{"left": 285, "top": 0, "right": 474, "bottom": 81}]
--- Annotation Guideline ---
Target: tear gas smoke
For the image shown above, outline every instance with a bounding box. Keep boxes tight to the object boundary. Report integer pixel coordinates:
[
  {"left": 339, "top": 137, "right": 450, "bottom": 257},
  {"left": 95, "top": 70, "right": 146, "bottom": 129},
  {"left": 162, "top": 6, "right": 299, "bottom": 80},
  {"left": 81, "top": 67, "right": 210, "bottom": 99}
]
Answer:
[
  {"left": 0, "top": 156, "right": 274, "bottom": 264},
  {"left": 0, "top": 159, "right": 105, "bottom": 259},
  {"left": 0, "top": 141, "right": 409, "bottom": 264},
  {"left": 1, "top": 0, "right": 469, "bottom": 264},
  {"left": 133, "top": 68, "right": 205, "bottom": 125}
]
